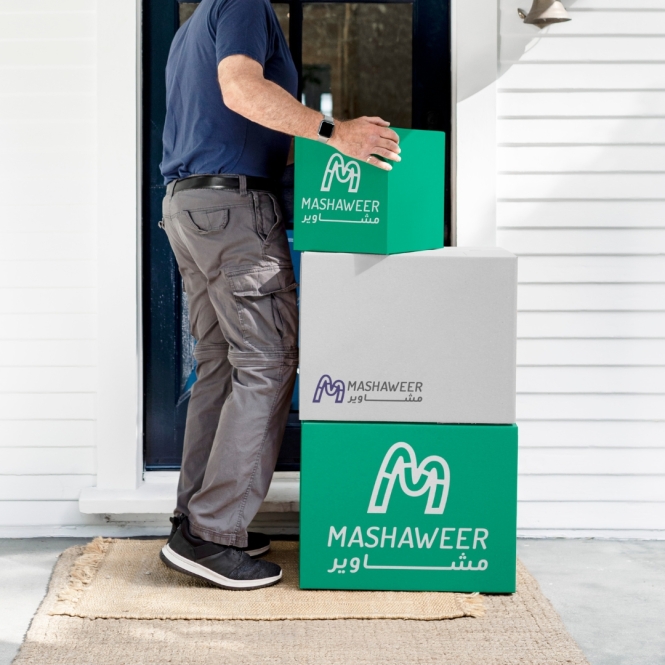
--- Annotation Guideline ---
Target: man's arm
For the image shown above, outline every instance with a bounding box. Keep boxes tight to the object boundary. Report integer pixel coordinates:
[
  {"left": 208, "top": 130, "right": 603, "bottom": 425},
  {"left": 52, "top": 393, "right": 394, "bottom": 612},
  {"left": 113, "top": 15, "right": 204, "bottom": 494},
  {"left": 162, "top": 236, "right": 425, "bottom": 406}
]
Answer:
[{"left": 219, "top": 55, "right": 400, "bottom": 171}]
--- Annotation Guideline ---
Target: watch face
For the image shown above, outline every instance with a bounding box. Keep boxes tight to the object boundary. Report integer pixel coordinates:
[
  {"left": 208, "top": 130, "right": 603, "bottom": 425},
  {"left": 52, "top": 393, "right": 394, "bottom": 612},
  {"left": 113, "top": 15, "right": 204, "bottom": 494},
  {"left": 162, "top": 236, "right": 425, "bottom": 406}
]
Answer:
[{"left": 319, "top": 120, "right": 334, "bottom": 139}]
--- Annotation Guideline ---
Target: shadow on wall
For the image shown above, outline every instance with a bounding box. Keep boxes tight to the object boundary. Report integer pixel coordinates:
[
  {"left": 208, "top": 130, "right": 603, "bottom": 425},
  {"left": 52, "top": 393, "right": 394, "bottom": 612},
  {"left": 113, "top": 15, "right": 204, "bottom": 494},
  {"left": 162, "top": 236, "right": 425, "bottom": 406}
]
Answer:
[
  {"left": 455, "top": 0, "right": 576, "bottom": 102},
  {"left": 498, "top": 0, "right": 582, "bottom": 79}
]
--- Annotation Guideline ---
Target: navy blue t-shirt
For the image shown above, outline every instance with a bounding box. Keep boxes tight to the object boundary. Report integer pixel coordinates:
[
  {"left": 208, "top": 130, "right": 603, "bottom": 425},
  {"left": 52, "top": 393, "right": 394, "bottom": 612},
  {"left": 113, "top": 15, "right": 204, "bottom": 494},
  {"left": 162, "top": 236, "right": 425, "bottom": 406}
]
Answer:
[{"left": 160, "top": 0, "right": 297, "bottom": 183}]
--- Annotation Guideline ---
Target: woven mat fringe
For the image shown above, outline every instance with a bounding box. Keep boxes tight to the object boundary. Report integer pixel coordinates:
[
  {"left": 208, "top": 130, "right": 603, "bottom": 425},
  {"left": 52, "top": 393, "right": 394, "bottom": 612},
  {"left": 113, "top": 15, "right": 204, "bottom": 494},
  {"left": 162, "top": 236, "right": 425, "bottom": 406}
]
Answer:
[
  {"left": 458, "top": 592, "right": 485, "bottom": 618},
  {"left": 54, "top": 537, "right": 112, "bottom": 612}
]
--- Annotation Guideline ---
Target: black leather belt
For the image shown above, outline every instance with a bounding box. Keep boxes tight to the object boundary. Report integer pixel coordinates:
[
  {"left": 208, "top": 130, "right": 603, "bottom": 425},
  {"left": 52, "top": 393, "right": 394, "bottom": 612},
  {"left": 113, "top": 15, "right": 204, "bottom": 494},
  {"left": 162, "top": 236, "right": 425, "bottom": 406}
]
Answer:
[{"left": 172, "top": 174, "right": 276, "bottom": 195}]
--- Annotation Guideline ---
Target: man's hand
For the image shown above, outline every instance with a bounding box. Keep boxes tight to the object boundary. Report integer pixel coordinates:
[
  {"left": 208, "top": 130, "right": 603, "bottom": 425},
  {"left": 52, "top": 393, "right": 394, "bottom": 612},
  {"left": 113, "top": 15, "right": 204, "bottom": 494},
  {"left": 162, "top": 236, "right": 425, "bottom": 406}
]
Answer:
[
  {"left": 329, "top": 117, "right": 400, "bottom": 172},
  {"left": 219, "top": 55, "right": 400, "bottom": 171}
]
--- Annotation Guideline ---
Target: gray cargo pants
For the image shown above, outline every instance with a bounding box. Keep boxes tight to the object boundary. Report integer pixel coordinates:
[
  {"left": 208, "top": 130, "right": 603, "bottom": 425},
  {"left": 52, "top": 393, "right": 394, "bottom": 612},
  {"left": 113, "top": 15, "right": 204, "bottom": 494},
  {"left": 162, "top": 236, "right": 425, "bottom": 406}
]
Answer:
[{"left": 161, "top": 176, "right": 298, "bottom": 547}]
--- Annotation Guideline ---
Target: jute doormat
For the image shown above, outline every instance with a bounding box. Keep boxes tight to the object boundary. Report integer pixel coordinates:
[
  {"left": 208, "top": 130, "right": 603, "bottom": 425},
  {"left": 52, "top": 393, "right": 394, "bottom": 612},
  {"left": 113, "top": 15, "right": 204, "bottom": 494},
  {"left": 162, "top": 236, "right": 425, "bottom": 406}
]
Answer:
[
  {"left": 12, "top": 538, "right": 590, "bottom": 665},
  {"left": 50, "top": 538, "right": 483, "bottom": 621}
]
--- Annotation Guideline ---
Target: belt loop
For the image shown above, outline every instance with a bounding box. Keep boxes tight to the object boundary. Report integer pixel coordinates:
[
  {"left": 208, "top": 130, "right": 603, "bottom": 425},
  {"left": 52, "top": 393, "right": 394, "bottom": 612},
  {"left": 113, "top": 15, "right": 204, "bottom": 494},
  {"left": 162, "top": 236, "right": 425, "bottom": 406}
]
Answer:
[{"left": 239, "top": 174, "right": 248, "bottom": 197}]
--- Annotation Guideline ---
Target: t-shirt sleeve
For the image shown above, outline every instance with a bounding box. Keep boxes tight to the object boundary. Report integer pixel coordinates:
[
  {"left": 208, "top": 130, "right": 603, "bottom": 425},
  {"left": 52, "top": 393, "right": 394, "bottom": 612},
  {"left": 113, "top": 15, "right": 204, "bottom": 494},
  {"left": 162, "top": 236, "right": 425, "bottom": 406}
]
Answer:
[{"left": 215, "top": 0, "right": 273, "bottom": 67}]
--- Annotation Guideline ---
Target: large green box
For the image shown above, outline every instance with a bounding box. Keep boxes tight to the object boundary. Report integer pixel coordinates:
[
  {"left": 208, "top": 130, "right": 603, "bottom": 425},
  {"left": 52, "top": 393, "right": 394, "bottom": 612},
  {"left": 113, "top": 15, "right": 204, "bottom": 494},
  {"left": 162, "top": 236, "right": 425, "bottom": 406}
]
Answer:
[
  {"left": 300, "top": 421, "right": 518, "bottom": 592},
  {"left": 294, "top": 128, "right": 445, "bottom": 254}
]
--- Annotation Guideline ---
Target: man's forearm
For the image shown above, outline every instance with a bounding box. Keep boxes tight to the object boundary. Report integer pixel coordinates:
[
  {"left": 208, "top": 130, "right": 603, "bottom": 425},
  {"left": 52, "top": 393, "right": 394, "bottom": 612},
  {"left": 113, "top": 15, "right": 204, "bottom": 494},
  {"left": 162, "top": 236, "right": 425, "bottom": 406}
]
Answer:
[
  {"left": 218, "top": 54, "right": 401, "bottom": 170},
  {"left": 223, "top": 73, "right": 321, "bottom": 140}
]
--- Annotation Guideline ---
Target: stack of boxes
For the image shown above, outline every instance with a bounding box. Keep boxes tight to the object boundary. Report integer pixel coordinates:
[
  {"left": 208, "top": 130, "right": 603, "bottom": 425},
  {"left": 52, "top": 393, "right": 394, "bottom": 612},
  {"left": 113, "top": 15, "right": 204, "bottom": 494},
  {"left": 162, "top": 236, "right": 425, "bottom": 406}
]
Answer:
[{"left": 294, "top": 130, "right": 518, "bottom": 593}]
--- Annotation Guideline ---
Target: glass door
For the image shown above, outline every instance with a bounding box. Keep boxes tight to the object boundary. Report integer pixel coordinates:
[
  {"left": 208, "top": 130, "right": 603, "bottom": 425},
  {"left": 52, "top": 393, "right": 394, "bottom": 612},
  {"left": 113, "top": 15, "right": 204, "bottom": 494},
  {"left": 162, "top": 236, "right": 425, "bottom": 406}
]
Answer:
[{"left": 142, "top": 0, "right": 451, "bottom": 470}]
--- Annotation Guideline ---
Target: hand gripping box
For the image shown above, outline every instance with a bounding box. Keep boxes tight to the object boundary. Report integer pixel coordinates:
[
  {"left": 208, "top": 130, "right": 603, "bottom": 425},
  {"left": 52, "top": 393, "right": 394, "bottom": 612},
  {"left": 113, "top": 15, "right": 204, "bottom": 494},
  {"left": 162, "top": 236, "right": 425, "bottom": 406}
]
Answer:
[
  {"left": 300, "top": 421, "right": 518, "bottom": 592},
  {"left": 299, "top": 248, "right": 517, "bottom": 425},
  {"left": 294, "top": 128, "right": 445, "bottom": 255}
]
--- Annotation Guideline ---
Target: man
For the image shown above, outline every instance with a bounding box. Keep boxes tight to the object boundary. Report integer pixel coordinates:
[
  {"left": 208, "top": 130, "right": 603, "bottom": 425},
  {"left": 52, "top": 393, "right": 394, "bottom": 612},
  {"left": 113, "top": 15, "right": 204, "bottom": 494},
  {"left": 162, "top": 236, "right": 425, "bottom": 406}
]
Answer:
[{"left": 159, "top": 0, "right": 400, "bottom": 590}]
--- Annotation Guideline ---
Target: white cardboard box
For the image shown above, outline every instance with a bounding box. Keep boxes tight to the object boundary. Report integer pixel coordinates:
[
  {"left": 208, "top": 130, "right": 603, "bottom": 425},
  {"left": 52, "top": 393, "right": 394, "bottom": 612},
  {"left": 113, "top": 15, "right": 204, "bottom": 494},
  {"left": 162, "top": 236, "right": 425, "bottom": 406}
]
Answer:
[{"left": 299, "top": 248, "right": 517, "bottom": 424}]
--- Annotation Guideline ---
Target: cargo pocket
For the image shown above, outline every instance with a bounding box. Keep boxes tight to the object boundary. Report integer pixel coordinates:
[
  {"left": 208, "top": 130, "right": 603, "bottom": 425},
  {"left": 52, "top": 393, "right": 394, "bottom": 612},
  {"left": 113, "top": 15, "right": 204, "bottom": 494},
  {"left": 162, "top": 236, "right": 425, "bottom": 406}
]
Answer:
[
  {"left": 176, "top": 207, "right": 230, "bottom": 235},
  {"left": 228, "top": 265, "right": 298, "bottom": 349}
]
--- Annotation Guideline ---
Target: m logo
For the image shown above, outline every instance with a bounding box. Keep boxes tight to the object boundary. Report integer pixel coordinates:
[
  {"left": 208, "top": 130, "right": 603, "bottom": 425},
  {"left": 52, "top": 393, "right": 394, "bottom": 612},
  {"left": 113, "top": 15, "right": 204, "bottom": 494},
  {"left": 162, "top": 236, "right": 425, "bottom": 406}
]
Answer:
[
  {"left": 368, "top": 442, "right": 450, "bottom": 515},
  {"left": 321, "top": 153, "right": 361, "bottom": 193},
  {"left": 313, "top": 374, "right": 345, "bottom": 404}
]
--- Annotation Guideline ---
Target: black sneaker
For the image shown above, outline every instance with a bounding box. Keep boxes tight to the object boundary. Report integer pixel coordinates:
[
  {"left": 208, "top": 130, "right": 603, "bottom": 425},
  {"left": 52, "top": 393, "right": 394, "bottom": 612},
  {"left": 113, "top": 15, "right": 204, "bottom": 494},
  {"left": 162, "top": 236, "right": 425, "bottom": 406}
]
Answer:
[
  {"left": 160, "top": 519, "right": 282, "bottom": 590},
  {"left": 167, "top": 514, "right": 270, "bottom": 557},
  {"left": 167, "top": 514, "right": 186, "bottom": 544}
]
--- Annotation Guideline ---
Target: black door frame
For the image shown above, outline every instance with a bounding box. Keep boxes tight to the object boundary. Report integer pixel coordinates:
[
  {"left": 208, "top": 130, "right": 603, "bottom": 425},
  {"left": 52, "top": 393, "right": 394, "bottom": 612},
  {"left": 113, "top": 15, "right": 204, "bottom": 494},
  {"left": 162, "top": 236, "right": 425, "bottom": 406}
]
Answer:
[{"left": 142, "top": 0, "right": 451, "bottom": 470}]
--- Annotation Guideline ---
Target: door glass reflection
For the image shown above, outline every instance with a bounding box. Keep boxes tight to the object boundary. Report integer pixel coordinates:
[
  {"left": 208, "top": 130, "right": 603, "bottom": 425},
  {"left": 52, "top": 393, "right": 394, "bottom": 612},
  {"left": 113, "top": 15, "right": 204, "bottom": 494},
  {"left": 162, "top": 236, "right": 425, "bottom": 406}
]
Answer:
[
  {"left": 178, "top": 3, "right": 199, "bottom": 25},
  {"left": 273, "top": 4, "right": 290, "bottom": 44},
  {"left": 302, "top": 3, "right": 412, "bottom": 128}
]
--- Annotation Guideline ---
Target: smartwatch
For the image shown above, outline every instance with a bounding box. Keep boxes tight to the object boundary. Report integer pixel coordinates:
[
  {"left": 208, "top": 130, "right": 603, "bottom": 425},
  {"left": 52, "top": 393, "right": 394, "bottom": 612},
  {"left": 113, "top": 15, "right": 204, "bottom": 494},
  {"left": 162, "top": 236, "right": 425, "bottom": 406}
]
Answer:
[{"left": 317, "top": 115, "right": 335, "bottom": 143}]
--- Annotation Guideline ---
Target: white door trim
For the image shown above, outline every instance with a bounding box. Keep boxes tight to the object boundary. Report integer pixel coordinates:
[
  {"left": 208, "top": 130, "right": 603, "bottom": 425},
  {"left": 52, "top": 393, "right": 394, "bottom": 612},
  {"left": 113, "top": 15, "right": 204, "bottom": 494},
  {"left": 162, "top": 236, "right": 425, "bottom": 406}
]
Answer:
[
  {"left": 453, "top": 0, "right": 498, "bottom": 247},
  {"left": 91, "top": 0, "right": 142, "bottom": 496}
]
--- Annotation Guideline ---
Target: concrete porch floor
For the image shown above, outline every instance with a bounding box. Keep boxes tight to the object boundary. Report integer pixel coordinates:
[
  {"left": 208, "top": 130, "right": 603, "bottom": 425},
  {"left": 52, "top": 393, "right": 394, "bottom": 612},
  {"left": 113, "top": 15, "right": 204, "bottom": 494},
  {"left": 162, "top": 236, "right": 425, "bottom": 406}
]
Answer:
[{"left": 1, "top": 538, "right": 664, "bottom": 665}]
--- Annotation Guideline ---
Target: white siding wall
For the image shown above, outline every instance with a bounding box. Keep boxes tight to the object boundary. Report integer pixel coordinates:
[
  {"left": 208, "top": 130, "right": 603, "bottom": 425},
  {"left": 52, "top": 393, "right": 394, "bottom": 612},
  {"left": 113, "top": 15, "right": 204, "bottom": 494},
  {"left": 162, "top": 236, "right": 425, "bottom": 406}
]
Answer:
[
  {"left": 499, "top": 0, "right": 665, "bottom": 537},
  {"left": 0, "top": 0, "right": 105, "bottom": 534}
]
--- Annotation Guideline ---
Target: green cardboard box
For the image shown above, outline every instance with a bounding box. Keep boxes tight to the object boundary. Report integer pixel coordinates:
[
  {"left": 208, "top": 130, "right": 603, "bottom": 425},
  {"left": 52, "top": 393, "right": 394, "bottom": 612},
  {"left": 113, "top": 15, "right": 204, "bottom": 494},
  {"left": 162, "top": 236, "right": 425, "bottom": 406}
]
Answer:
[
  {"left": 300, "top": 421, "right": 518, "bottom": 592},
  {"left": 294, "top": 128, "right": 445, "bottom": 254}
]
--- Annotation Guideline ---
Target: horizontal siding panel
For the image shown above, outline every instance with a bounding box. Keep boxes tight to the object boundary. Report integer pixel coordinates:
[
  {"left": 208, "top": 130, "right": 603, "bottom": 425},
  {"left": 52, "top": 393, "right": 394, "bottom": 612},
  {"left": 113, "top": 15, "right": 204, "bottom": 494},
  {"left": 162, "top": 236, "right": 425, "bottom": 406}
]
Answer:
[
  {"left": 0, "top": 367, "right": 96, "bottom": 393},
  {"left": 0, "top": 501, "right": 102, "bottom": 527},
  {"left": 3, "top": 447, "right": 95, "bottom": 474},
  {"left": 0, "top": 12, "right": 95, "bottom": 40},
  {"left": 498, "top": 230, "right": 665, "bottom": 255},
  {"left": 518, "top": 256, "right": 665, "bottom": 283},
  {"left": 0, "top": 160, "right": 93, "bottom": 182},
  {"left": 517, "top": 338, "right": 665, "bottom": 365},
  {"left": 0, "top": 0, "right": 92, "bottom": 10},
  {"left": 498, "top": 146, "right": 665, "bottom": 172},
  {"left": 501, "top": 36, "right": 665, "bottom": 62},
  {"left": 517, "top": 284, "right": 665, "bottom": 311},
  {"left": 0, "top": 289, "right": 96, "bottom": 314},
  {"left": 0, "top": 340, "right": 96, "bottom": 366},
  {"left": 498, "top": 173, "right": 665, "bottom": 200},
  {"left": 498, "top": 118, "right": 665, "bottom": 144},
  {"left": 498, "top": 200, "right": 665, "bottom": 227},
  {"left": 499, "top": 64, "right": 665, "bottom": 89},
  {"left": 502, "top": 12, "right": 665, "bottom": 35},
  {"left": 497, "top": 91, "right": 665, "bottom": 117},
  {"left": 517, "top": 366, "right": 665, "bottom": 393},
  {"left": 541, "top": 1, "right": 665, "bottom": 7},
  {"left": 0, "top": 177, "right": 96, "bottom": 206},
  {"left": 519, "top": 475, "right": 665, "bottom": 502},
  {"left": 0, "top": 474, "right": 95, "bottom": 501},
  {"left": 0, "top": 313, "right": 96, "bottom": 339},
  {"left": 0, "top": 205, "right": 94, "bottom": 234},
  {"left": 0, "top": 124, "right": 95, "bottom": 161},
  {"left": 517, "top": 393, "right": 665, "bottom": 419},
  {"left": 0, "top": 95, "right": 95, "bottom": 121},
  {"left": 518, "top": 420, "right": 665, "bottom": 447},
  {"left": 0, "top": 420, "right": 94, "bottom": 447},
  {"left": 518, "top": 501, "right": 665, "bottom": 530},
  {"left": 0, "top": 261, "right": 96, "bottom": 289},
  {"left": 0, "top": 41, "right": 94, "bottom": 68},
  {"left": 0, "top": 233, "right": 95, "bottom": 260},
  {"left": 0, "top": 68, "right": 94, "bottom": 95},
  {"left": 0, "top": 393, "right": 94, "bottom": 420},
  {"left": 518, "top": 312, "right": 665, "bottom": 337}
]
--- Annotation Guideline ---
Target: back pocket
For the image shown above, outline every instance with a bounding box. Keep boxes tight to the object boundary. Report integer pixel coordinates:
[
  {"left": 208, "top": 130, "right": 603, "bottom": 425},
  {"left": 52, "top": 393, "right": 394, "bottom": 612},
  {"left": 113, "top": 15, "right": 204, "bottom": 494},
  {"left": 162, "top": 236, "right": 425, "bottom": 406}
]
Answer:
[{"left": 177, "top": 207, "right": 229, "bottom": 234}]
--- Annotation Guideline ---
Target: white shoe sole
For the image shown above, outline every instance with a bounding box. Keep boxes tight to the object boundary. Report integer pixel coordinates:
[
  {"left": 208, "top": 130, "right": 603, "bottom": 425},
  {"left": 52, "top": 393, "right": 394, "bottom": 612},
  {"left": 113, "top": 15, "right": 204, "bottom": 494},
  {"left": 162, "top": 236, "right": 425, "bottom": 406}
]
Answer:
[
  {"left": 245, "top": 543, "right": 270, "bottom": 557},
  {"left": 160, "top": 544, "right": 282, "bottom": 590}
]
